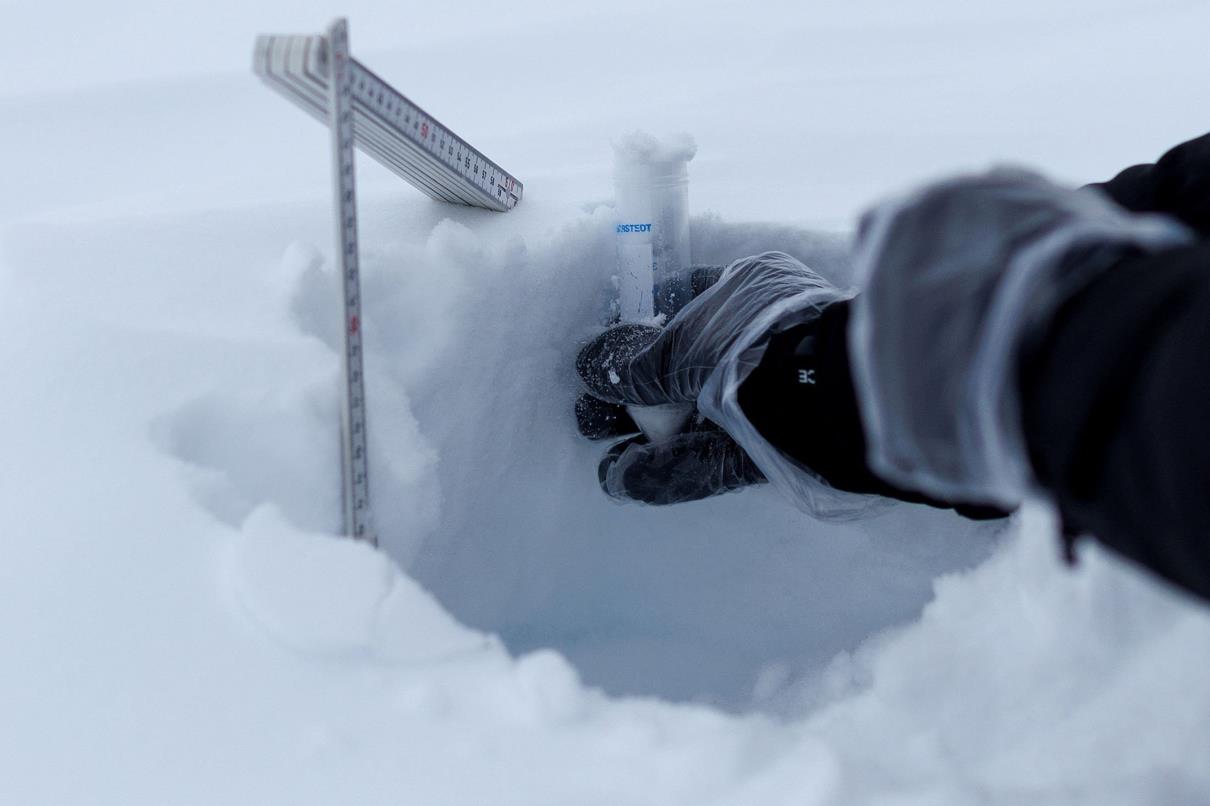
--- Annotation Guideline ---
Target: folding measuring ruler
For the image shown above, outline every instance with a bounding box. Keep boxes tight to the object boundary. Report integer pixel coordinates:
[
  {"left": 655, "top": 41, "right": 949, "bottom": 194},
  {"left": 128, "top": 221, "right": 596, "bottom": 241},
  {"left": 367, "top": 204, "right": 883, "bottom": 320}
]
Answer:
[
  {"left": 253, "top": 19, "right": 524, "bottom": 545},
  {"left": 254, "top": 24, "right": 523, "bottom": 211}
]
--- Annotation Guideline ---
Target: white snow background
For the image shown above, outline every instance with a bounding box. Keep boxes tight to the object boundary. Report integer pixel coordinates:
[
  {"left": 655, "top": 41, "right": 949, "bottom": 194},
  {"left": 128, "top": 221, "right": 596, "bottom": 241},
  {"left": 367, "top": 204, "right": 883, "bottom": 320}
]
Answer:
[{"left": 2, "top": 0, "right": 1209, "bottom": 803}]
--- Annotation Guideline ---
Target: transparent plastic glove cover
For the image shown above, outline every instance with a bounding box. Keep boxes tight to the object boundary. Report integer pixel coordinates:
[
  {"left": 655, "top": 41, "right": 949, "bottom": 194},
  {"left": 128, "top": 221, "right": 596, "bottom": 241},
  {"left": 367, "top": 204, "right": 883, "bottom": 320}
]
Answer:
[
  {"left": 673, "top": 253, "right": 881, "bottom": 520},
  {"left": 849, "top": 170, "right": 1194, "bottom": 507}
]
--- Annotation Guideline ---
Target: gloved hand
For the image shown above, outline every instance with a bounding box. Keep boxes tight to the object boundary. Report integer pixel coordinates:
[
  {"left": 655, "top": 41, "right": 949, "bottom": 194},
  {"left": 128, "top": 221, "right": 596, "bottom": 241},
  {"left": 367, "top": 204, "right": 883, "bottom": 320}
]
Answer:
[
  {"left": 581, "top": 410, "right": 766, "bottom": 505},
  {"left": 576, "top": 253, "right": 834, "bottom": 407},
  {"left": 574, "top": 322, "right": 765, "bottom": 505},
  {"left": 575, "top": 251, "right": 860, "bottom": 512}
]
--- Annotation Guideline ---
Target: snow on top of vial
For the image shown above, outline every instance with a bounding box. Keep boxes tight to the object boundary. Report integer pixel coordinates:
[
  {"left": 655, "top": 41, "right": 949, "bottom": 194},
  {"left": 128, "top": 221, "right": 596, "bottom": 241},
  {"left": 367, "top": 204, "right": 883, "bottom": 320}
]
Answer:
[{"left": 612, "top": 131, "right": 697, "bottom": 167}]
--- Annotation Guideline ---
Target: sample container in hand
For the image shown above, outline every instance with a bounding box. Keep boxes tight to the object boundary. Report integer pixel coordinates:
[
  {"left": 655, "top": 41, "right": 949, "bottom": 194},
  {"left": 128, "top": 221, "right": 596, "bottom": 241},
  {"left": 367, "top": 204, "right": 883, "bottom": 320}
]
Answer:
[
  {"left": 613, "top": 132, "right": 696, "bottom": 322},
  {"left": 612, "top": 133, "right": 697, "bottom": 440}
]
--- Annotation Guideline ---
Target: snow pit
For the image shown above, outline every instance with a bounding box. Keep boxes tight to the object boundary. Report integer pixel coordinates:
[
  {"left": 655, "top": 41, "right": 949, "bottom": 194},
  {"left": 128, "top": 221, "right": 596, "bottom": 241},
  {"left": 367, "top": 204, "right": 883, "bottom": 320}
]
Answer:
[
  {"left": 5, "top": 101, "right": 1209, "bottom": 806},
  {"left": 155, "top": 208, "right": 1002, "bottom": 710}
]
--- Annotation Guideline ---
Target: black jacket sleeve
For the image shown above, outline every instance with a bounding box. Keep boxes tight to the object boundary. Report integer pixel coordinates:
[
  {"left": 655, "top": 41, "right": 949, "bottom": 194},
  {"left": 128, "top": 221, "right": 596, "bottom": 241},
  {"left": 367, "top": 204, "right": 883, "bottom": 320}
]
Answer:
[
  {"left": 1089, "top": 131, "right": 1210, "bottom": 236},
  {"left": 1017, "top": 133, "right": 1210, "bottom": 602},
  {"left": 1018, "top": 242, "right": 1210, "bottom": 602}
]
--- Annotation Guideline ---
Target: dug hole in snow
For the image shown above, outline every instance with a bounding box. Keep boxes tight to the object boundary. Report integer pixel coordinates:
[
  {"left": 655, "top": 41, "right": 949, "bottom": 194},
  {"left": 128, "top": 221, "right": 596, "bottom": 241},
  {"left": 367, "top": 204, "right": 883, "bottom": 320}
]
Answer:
[
  {"left": 170, "top": 199, "right": 999, "bottom": 707},
  {"left": 148, "top": 187, "right": 1208, "bottom": 797}
]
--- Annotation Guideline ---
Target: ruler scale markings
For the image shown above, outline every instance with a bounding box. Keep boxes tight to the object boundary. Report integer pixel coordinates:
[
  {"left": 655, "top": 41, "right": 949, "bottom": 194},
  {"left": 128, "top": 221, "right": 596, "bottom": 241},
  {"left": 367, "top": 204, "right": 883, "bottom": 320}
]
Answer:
[
  {"left": 261, "top": 61, "right": 475, "bottom": 206},
  {"left": 255, "top": 33, "right": 522, "bottom": 211},
  {"left": 352, "top": 100, "right": 479, "bottom": 204},
  {"left": 285, "top": 38, "right": 492, "bottom": 207},
  {"left": 261, "top": 38, "right": 481, "bottom": 207},
  {"left": 351, "top": 115, "right": 466, "bottom": 202},
  {"left": 328, "top": 19, "right": 375, "bottom": 545},
  {"left": 343, "top": 57, "right": 516, "bottom": 207},
  {"left": 379, "top": 126, "right": 483, "bottom": 204}
]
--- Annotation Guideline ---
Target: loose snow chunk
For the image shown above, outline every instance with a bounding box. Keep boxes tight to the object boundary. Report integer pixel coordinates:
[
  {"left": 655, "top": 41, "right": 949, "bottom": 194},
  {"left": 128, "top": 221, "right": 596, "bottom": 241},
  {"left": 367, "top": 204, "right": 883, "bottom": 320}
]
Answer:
[
  {"left": 228, "top": 506, "right": 485, "bottom": 662},
  {"left": 612, "top": 130, "right": 698, "bottom": 166}
]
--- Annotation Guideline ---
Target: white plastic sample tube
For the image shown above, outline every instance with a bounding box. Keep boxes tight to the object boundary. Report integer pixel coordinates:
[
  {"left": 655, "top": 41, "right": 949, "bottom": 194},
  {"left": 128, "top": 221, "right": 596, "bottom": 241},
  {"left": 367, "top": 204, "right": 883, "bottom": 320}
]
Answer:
[
  {"left": 613, "top": 132, "right": 696, "bottom": 320},
  {"left": 613, "top": 133, "right": 696, "bottom": 440}
]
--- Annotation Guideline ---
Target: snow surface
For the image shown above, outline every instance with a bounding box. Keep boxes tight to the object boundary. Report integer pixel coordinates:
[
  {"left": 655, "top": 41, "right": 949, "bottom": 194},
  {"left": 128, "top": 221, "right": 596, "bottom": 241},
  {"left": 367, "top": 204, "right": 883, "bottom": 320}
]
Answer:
[{"left": 2, "top": 1, "right": 1209, "bottom": 803}]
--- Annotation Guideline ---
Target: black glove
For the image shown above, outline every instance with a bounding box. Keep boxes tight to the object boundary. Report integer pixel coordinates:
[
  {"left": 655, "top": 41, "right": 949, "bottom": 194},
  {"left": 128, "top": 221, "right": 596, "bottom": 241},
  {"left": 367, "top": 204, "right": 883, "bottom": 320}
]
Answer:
[
  {"left": 574, "top": 323, "right": 765, "bottom": 505},
  {"left": 575, "top": 252, "right": 851, "bottom": 508}
]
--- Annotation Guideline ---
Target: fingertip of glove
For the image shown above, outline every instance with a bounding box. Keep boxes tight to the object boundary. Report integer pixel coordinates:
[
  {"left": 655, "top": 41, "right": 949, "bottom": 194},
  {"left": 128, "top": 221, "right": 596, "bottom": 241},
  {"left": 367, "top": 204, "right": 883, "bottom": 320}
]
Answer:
[
  {"left": 575, "top": 393, "right": 639, "bottom": 440},
  {"left": 598, "top": 435, "right": 644, "bottom": 497},
  {"left": 575, "top": 324, "right": 662, "bottom": 401}
]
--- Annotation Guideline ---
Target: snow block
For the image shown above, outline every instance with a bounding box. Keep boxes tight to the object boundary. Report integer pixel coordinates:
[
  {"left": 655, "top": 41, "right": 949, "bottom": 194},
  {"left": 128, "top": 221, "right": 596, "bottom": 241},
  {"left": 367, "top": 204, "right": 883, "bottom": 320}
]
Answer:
[{"left": 227, "top": 506, "right": 486, "bottom": 661}]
